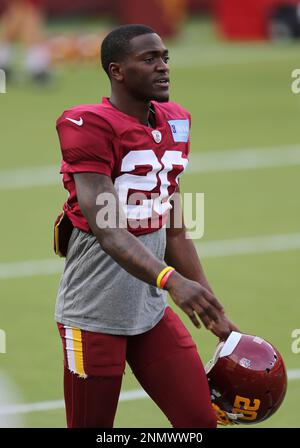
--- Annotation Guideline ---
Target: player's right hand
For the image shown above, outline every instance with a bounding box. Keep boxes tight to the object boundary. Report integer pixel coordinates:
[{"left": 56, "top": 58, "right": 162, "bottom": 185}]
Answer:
[{"left": 166, "top": 272, "right": 224, "bottom": 331}]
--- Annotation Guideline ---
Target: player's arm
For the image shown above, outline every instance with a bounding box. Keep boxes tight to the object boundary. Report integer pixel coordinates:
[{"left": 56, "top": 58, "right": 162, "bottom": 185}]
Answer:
[
  {"left": 164, "top": 184, "right": 240, "bottom": 337},
  {"left": 74, "top": 172, "right": 166, "bottom": 286},
  {"left": 74, "top": 172, "right": 228, "bottom": 336}
]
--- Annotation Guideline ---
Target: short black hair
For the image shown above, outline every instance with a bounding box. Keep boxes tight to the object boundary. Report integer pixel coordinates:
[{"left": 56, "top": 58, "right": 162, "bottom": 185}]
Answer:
[{"left": 101, "top": 24, "right": 156, "bottom": 77}]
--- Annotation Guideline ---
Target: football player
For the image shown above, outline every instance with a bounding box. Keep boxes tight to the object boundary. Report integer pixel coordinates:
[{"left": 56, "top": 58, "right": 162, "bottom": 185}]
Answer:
[
  {"left": 0, "top": 0, "right": 51, "bottom": 83},
  {"left": 54, "top": 24, "right": 239, "bottom": 428}
]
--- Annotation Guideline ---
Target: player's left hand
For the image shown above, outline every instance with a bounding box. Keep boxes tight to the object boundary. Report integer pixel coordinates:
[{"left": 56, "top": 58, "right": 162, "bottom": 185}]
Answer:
[{"left": 209, "top": 314, "right": 240, "bottom": 341}]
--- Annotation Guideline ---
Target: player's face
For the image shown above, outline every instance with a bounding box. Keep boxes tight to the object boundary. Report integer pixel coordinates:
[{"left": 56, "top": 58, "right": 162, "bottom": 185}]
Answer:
[{"left": 122, "top": 33, "right": 170, "bottom": 102}]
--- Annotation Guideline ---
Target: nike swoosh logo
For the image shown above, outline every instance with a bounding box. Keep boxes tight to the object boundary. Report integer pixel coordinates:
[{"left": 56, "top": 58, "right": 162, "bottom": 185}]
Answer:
[{"left": 65, "top": 117, "right": 83, "bottom": 126}]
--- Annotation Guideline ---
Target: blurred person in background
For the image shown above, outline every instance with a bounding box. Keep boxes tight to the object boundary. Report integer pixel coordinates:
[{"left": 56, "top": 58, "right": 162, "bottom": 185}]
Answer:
[{"left": 0, "top": 0, "right": 51, "bottom": 83}]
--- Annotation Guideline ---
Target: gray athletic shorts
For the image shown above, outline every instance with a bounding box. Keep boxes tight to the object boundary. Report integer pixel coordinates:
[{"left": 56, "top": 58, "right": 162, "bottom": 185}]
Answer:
[{"left": 55, "top": 226, "right": 168, "bottom": 335}]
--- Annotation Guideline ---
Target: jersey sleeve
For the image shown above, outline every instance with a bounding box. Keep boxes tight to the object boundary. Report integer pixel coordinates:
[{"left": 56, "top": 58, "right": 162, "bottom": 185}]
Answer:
[{"left": 56, "top": 111, "right": 115, "bottom": 177}]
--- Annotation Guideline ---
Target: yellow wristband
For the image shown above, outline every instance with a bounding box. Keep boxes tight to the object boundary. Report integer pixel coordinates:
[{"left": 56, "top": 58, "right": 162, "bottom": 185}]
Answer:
[{"left": 156, "top": 266, "right": 174, "bottom": 289}]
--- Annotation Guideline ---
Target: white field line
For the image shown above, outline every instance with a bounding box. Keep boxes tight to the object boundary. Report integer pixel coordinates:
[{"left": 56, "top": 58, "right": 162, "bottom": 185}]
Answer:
[
  {"left": 187, "top": 145, "right": 300, "bottom": 173},
  {"left": 0, "top": 389, "right": 149, "bottom": 416},
  {"left": 195, "top": 233, "right": 300, "bottom": 258},
  {"left": 1, "top": 145, "right": 300, "bottom": 190},
  {"left": 0, "top": 165, "right": 58, "bottom": 190},
  {"left": 1, "top": 233, "right": 300, "bottom": 280},
  {"left": 0, "top": 259, "right": 64, "bottom": 279},
  {"left": 0, "top": 369, "right": 299, "bottom": 416},
  {"left": 171, "top": 46, "right": 300, "bottom": 68}
]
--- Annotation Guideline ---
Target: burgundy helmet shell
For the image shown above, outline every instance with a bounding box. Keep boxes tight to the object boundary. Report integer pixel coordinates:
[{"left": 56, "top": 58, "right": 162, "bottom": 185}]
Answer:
[{"left": 206, "top": 332, "right": 287, "bottom": 425}]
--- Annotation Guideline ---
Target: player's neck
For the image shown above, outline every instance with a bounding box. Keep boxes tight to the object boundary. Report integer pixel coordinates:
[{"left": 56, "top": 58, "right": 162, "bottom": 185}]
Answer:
[{"left": 109, "top": 93, "right": 151, "bottom": 126}]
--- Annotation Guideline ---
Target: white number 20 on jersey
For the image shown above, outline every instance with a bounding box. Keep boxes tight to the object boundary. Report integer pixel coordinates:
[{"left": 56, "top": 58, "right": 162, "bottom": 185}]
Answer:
[{"left": 114, "top": 149, "right": 188, "bottom": 219}]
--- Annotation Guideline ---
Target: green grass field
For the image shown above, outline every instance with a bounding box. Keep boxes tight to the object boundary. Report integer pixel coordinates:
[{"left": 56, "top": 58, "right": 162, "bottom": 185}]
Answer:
[{"left": 0, "top": 19, "right": 299, "bottom": 428}]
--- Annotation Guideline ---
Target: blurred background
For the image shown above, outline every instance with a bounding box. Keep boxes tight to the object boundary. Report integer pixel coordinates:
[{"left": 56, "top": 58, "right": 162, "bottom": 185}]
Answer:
[{"left": 0, "top": 0, "right": 299, "bottom": 428}]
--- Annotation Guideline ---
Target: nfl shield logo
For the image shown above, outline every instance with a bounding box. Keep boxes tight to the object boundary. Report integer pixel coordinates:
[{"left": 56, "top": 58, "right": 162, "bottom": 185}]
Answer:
[
  {"left": 151, "top": 130, "right": 162, "bottom": 143},
  {"left": 239, "top": 358, "right": 251, "bottom": 368}
]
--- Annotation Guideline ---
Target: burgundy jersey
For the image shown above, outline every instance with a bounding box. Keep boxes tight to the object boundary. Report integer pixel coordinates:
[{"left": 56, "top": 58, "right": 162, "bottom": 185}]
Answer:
[{"left": 56, "top": 97, "right": 190, "bottom": 236}]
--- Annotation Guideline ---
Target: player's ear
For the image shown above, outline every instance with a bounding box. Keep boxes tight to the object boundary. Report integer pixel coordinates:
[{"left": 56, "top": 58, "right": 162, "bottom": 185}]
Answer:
[{"left": 109, "top": 62, "right": 124, "bottom": 82}]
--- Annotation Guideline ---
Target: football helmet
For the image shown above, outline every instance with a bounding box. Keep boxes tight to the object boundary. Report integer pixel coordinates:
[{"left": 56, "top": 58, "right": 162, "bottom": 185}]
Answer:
[{"left": 205, "top": 332, "right": 287, "bottom": 425}]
